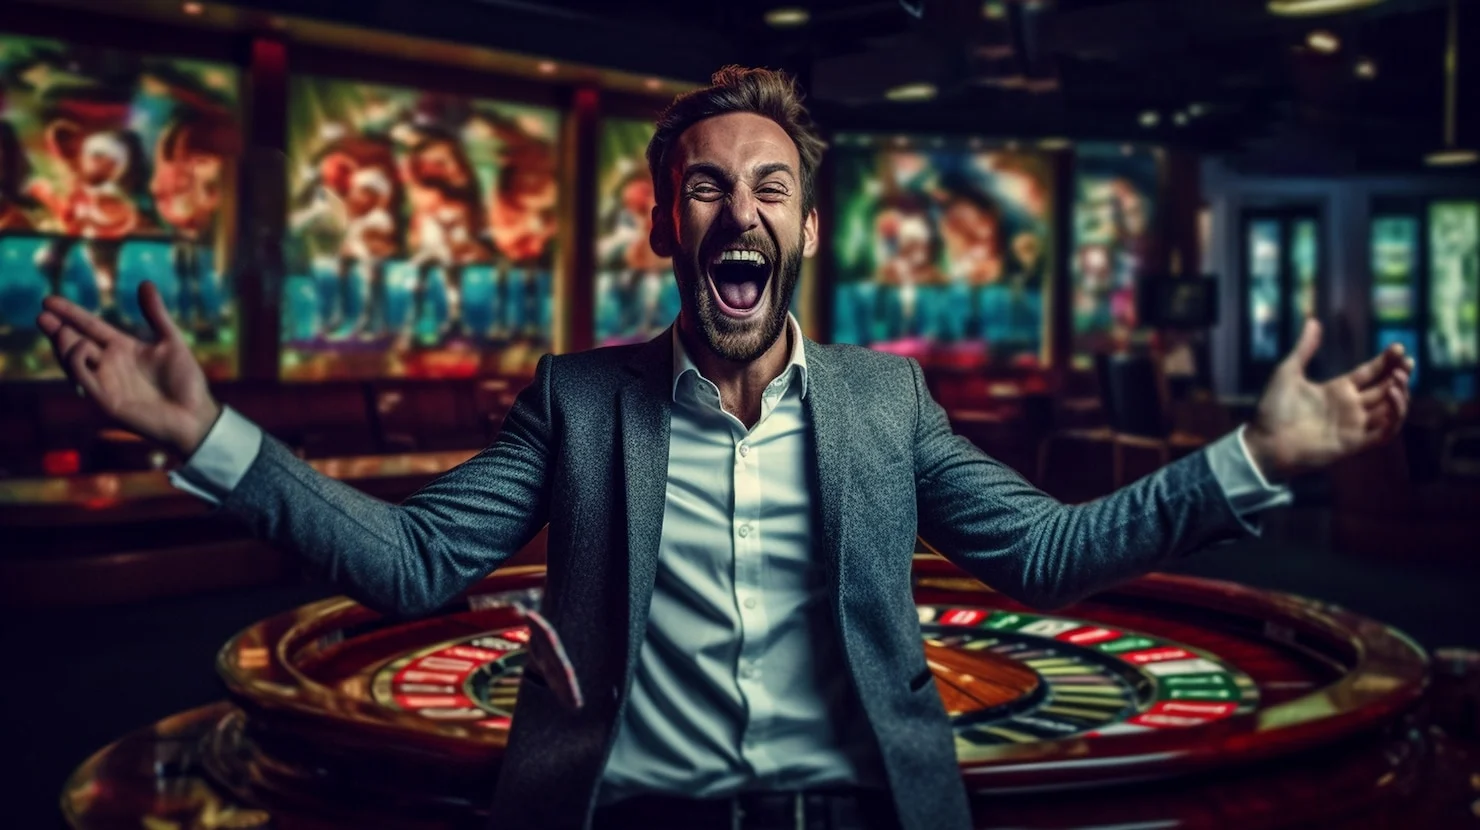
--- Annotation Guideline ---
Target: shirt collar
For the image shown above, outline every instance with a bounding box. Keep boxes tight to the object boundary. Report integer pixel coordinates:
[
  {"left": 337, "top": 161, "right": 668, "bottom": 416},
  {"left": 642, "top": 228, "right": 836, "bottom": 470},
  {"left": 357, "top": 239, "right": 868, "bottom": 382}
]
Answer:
[{"left": 671, "top": 313, "right": 809, "bottom": 402}]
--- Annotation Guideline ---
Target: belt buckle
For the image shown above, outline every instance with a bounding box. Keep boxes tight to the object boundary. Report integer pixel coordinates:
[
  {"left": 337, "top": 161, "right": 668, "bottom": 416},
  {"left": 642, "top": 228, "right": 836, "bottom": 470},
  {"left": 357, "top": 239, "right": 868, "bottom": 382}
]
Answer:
[
  {"left": 729, "top": 792, "right": 807, "bottom": 830},
  {"left": 729, "top": 792, "right": 808, "bottom": 830}
]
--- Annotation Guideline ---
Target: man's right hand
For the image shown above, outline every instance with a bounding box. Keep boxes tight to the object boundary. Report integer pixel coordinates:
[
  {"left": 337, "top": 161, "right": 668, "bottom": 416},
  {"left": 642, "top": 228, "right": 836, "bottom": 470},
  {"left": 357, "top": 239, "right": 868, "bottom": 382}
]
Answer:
[{"left": 36, "top": 281, "right": 221, "bottom": 458}]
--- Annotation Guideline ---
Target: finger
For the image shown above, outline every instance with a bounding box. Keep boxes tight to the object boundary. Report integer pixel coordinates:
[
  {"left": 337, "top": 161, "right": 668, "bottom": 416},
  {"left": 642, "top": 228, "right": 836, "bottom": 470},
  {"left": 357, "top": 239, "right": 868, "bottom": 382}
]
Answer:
[
  {"left": 59, "top": 326, "right": 97, "bottom": 370},
  {"left": 39, "top": 294, "right": 122, "bottom": 348},
  {"left": 36, "top": 310, "right": 62, "bottom": 336},
  {"left": 1283, "top": 318, "right": 1322, "bottom": 372},
  {"left": 1361, "top": 369, "right": 1411, "bottom": 408},
  {"left": 1362, "top": 407, "right": 1395, "bottom": 440},
  {"left": 1346, "top": 345, "right": 1403, "bottom": 389},
  {"left": 138, "top": 281, "right": 182, "bottom": 344},
  {"left": 64, "top": 340, "right": 105, "bottom": 402},
  {"left": 1388, "top": 381, "right": 1409, "bottom": 425},
  {"left": 1362, "top": 385, "right": 1408, "bottom": 443},
  {"left": 47, "top": 322, "right": 88, "bottom": 369},
  {"left": 1359, "top": 382, "right": 1388, "bottom": 408}
]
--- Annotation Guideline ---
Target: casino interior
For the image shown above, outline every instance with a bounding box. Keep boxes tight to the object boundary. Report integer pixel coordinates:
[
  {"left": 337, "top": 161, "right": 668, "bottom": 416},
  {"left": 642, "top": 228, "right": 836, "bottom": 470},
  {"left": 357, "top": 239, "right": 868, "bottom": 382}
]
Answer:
[{"left": 2, "top": 0, "right": 1480, "bottom": 827}]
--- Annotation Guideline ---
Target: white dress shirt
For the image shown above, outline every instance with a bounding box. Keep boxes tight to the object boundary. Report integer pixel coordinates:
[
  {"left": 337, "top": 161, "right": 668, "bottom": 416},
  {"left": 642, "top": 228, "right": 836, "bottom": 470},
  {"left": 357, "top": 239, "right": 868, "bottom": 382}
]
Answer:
[{"left": 599, "top": 315, "right": 884, "bottom": 803}]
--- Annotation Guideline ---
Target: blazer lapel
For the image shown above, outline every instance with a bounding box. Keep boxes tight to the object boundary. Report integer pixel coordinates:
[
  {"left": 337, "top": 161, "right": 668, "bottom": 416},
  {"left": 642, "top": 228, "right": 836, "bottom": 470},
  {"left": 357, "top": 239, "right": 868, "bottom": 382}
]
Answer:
[
  {"left": 802, "top": 339, "right": 854, "bottom": 594},
  {"left": 618, "top": 330, "right": 674, "bottom": 679}
]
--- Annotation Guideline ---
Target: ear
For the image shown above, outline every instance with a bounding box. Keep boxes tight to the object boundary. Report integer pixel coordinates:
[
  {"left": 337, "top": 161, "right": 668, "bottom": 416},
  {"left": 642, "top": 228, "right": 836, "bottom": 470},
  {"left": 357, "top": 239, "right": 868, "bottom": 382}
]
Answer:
[
  {"left": 44, "top": 119, "right": 85, "bottom": 170},
  {"left": 802, "top": 207, "right": 819, "bottom": 258},
  {"left": 649, "top": 202, "right": 674, "bottom": 257}
]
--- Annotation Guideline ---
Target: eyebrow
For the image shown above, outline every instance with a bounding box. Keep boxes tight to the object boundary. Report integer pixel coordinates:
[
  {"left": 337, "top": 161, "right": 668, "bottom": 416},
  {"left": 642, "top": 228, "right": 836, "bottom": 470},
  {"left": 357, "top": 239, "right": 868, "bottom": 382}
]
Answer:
[
  {"left": 753, "top": 162, "right": 796, "bottom": 181},
  {"left": 681, "top": 162, "right": 728, "bottom": 183},
  {"left": 680, "top": 161, "right": 798, "bottom": 183}
]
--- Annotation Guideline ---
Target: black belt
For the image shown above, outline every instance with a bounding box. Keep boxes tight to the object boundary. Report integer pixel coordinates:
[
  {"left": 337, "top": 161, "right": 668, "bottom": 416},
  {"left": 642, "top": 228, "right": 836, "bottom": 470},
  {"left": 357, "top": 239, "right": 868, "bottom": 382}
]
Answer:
[{"left": 593, "top": 788, "right": 897, "bottom": 830}]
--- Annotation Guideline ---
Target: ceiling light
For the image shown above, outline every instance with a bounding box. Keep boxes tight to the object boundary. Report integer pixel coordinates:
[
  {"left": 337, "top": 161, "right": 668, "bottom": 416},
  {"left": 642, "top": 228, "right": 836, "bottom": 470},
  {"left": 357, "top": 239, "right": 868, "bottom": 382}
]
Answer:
[
  {"left": 885, "top": 82, "right": 938, "bottom": 102},
  {"left": 182, "top": 1, "right": 204, "bottom": 14},
  {"left": 1306, "top": 30, "right": 1341, "bottom": 53},
  {"left": 1424, "top": 148, "right": 1478, "bottom": 166},
  {"left": 1269, "top": 0, "right": 1385, "bottom": 16},
  {"left": 1038, "top": 137, "right": 1071, "bottom": 150},
  {"left": 764, "top": 7, "right": 810, "bottom": 28},
  {"left": 1173, "top": 111, "right": 1189, "bottom": 126},
  {"left": 982, "top": 1, "right": 1008, "bottom": 20},
  {"left": 1187, "top": 102, "right": 1208, "bottom": 117},
  {"left": 644, "top": 78, "right": 662, "bottom": 90},
  {"left": 1355, "top": 57, "right": 1377, "bottom": 78},
  {"left": 1139, "top": 110, "right": 1160, "bottom": 128},
  {"left": 537, "top": 61, "right": 557, "bottom": 75}
]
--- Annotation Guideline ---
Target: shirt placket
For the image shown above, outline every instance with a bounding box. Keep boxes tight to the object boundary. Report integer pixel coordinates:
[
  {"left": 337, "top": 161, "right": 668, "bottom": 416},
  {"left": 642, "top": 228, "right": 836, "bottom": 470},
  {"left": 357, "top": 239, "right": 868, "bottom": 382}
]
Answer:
[{"left": 732, "top": 414, "right": 775, "bottom": 777}]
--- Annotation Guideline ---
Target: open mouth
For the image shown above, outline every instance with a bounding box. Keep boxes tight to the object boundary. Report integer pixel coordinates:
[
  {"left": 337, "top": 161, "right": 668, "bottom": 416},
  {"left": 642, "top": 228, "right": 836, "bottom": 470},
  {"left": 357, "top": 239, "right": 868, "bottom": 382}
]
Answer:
[{"left": 707, "top": 249, "right": 771, "bottom": 317}]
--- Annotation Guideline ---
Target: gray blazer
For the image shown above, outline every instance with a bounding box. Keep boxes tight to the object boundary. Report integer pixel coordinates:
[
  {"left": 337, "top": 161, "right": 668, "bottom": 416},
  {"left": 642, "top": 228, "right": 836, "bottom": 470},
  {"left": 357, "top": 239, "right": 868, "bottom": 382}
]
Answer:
[{"left": 219, "top": 330, "right": 1248, "bottom": 830}]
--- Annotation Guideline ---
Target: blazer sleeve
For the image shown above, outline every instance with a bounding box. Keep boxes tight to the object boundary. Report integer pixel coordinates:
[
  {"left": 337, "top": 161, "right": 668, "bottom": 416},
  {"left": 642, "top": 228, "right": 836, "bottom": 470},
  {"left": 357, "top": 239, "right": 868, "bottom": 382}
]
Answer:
[
  {"left": 217, "top": 354, "right": 556, "bottom": 618},
  {"left": 909, "top": 360, "right": 1247, "bottom": 610}
]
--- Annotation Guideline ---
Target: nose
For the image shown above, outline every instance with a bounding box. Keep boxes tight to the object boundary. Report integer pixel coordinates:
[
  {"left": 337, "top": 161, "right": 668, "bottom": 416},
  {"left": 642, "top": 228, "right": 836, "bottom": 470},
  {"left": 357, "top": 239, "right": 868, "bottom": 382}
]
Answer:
[{"left": 720, "top": 185, "right": 759, "bottom": 232}]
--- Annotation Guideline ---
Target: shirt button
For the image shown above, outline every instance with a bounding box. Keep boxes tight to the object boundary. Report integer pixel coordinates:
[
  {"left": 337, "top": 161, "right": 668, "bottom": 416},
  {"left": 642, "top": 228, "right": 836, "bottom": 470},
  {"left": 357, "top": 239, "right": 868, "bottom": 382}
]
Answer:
[
  {"left": 743, "top": 596, "right": 758, "bottom": 610},
  {"left": 738, "top": 444, "right": 750, "bottom": 458},
  {"left": 738, "top": 524, "right": 751, "bottom": 538}
]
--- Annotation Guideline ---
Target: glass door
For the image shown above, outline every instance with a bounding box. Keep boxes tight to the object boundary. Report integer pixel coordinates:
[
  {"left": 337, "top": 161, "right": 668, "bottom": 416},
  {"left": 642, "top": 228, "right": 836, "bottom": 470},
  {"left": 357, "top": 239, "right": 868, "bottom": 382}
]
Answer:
[
  {"left": 1369, "top": 211, "right": 1421, "bottom": 388},
  {"left": 1427, "top": 201, "right": 1480, "bottom": 399}
]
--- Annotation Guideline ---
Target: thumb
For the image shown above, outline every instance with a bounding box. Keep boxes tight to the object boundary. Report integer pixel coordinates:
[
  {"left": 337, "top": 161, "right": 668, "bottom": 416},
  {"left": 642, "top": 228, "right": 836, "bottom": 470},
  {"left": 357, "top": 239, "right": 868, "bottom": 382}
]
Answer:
[
  {"left": 1284, "top": 318, "right": 1321, "bottom": 373},
  {"left": 138, "top": 281, "right": 182, "bottom": 343}
]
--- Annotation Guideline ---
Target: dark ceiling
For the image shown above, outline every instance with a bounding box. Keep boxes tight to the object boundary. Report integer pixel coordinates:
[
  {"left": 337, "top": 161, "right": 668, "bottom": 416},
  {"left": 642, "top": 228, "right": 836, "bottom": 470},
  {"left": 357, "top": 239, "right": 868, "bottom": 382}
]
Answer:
[
  {"left": 54, "top": 0, "right": 1480, "bottom": 174},
  {"left": 561, "top": 0, "right": 1477, "bottom": 174}
]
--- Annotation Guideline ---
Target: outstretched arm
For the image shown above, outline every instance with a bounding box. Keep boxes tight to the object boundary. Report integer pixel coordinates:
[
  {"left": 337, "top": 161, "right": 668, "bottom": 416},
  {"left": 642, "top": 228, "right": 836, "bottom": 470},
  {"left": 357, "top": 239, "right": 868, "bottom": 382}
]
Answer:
[
  {"left": 913, "top": 321, "right": 1411, "bottom": 609},
  {"left": 37, "top": 283, "right": 552, "bottom": 617},
  {"left": 913, "top": 365, "right": 1246, "bottom": 610}
]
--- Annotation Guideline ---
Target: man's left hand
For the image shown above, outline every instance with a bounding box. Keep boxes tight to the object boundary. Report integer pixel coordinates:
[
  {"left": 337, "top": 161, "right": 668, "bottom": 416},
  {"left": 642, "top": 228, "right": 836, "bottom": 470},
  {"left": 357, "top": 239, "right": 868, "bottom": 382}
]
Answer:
[{"left": 1243, "top": 318, "right": 1412, "bottom": 483}]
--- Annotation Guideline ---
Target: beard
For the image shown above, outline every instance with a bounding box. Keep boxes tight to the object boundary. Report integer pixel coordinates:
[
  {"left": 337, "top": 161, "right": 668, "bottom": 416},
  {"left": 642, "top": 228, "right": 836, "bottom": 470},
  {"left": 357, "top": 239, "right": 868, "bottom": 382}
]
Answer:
[{"left": 675, "top": 230, "right": 803, "bottom": 363}]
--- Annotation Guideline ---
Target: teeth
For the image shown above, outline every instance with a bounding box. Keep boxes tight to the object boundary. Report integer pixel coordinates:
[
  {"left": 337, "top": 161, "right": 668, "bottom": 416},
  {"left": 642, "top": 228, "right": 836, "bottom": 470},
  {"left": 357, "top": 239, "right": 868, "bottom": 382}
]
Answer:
[{"left": 717, "top": 249, "right": 767, "bottom": 266}]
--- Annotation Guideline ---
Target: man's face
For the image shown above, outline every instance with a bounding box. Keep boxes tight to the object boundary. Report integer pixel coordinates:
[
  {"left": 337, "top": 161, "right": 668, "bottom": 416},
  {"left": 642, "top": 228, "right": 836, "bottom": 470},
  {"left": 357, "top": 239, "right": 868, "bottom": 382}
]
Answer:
[
  {"left": 413, "top": 142, "right": 468, "bottom": 189},
  {"left": 945, "top": 199, "right": 995, "bottom": 245},
  {"left": 652, "top": 112, "right": 818, "bottom": 362},
  {"left": 621, "top": 178, "right": 654, "bottom": 217}
]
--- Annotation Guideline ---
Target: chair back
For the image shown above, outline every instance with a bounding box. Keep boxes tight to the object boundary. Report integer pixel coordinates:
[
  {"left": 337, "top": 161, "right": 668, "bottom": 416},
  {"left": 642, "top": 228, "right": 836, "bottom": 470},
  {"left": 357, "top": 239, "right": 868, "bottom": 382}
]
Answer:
[{"left": 1098, "top": 352, "right": 1169, "bottom": 439}]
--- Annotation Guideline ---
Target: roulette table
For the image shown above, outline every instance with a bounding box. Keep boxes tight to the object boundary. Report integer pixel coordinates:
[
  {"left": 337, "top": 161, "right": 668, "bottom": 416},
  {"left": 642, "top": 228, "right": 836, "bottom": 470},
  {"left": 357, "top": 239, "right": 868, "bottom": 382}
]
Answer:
[{"left": 62, "top": 557, "right": 1472, "bottom": 829}]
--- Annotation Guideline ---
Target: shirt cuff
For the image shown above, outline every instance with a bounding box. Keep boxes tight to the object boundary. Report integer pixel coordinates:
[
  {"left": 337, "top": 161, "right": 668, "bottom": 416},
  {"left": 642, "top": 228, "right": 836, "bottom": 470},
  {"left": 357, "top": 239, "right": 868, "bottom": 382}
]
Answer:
[
  {"left": 167, "top": 405, "right": 263, "bottom": 505},
  {"left": 1205, "top": 424, "right": 1294, "bottom": 522}
]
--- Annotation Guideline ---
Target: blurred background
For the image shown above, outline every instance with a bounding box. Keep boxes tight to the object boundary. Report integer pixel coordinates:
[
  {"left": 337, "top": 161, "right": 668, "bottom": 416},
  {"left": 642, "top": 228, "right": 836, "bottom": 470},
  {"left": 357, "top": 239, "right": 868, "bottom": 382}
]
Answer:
[{"left": 1, "top": 0, "right": 1479, "bottom": 826}]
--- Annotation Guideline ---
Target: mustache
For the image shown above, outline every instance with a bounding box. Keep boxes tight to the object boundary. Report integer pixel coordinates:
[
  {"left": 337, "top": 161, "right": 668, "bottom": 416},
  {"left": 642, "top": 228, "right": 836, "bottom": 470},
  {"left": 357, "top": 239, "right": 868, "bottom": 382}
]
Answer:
[{"left": 700, "top": 233, "right": 777, "bottom": 263}]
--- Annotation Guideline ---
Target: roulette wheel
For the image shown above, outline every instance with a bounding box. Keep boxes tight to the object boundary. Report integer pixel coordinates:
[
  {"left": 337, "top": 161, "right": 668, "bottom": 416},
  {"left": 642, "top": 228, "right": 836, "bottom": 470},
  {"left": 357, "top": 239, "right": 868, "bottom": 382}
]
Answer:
[{"left": 62, "top": 558, "right": 1470, "bottom": 829}]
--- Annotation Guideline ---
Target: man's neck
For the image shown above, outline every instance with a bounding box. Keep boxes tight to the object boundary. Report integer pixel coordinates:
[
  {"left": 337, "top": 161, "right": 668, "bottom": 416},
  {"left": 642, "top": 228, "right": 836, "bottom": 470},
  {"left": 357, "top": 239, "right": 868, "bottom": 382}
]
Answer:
[{"left": 679, "top": 319, "right": 792, "bottom": 429}]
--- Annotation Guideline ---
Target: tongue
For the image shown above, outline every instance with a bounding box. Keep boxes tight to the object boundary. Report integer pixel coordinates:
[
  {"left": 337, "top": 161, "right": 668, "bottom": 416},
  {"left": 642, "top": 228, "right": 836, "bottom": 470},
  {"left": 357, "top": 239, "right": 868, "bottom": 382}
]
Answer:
[{"left": 717, "top": 279, "right": 762, "bottom": 311}]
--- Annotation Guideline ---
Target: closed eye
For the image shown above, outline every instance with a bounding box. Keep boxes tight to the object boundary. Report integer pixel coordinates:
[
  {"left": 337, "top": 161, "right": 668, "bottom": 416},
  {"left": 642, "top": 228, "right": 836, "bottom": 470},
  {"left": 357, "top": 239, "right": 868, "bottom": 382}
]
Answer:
[{"left": 686, "top": 183, "right": 724, "bottom": 201}]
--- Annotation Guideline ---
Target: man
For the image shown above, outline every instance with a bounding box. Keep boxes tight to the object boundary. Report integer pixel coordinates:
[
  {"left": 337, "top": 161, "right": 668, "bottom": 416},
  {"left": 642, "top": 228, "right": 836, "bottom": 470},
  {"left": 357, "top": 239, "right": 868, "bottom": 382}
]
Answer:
[{"left": 37, "top": 67, "right": 1411, "bottom": 830}]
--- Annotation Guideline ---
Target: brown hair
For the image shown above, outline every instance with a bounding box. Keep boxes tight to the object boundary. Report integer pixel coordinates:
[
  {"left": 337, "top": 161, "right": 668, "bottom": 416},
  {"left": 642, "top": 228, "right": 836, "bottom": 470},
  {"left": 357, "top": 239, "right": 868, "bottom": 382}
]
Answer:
[{"left": 646, "top": 65, "right": 827, "bottom": 217}]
